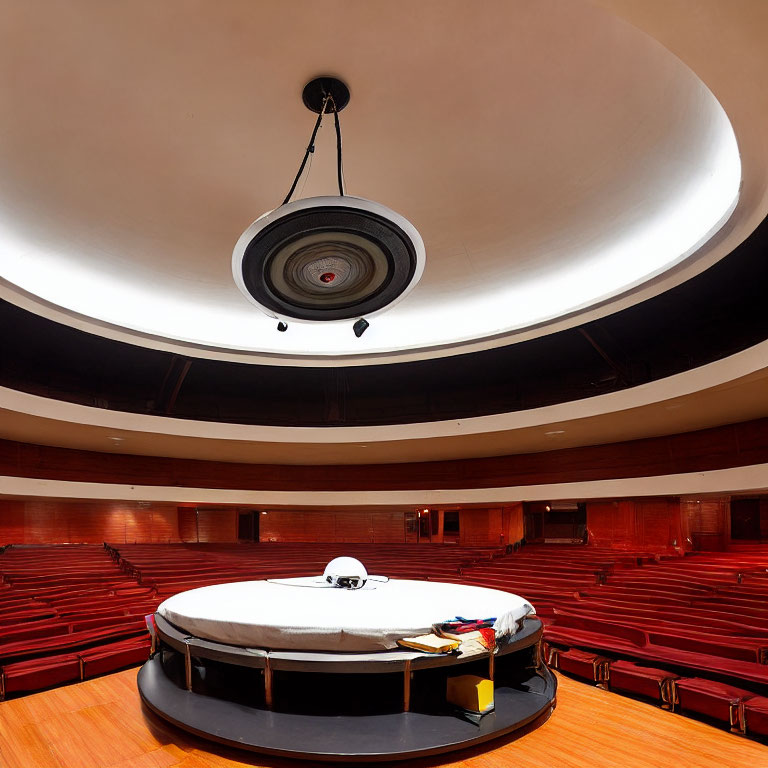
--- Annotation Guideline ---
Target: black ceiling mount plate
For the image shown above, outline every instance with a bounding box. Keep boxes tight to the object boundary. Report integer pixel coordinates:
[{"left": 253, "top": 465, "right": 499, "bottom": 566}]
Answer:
[{"left": 302, "top": 76, "right": 350, "bottom": 113}]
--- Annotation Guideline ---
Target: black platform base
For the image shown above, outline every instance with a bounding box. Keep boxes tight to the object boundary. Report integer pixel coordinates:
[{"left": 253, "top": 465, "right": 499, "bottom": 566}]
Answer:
[{"left": 138, "top": 657, "right": 556, "bottom": 762}]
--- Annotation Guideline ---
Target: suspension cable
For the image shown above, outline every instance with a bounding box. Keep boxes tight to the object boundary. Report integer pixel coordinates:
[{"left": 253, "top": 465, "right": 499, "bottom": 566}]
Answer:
[{"left": 281, "top": 93, "right": 330, "bottom": 205}]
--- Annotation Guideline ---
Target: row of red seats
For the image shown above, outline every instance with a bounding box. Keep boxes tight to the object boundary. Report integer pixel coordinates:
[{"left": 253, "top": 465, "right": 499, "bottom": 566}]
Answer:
[
  {"left": 456, "top": 542, "right": 768, "bottom": 738},
  {"left": 108, "top": 542, "right": 505, "bottom": 596},
  {"left": 458, "top": 545, "right": 768, "bottom": 655},
  {"left": 0, "top": 544, "right": 158, "bottom": 698},
  {"left": 4, "top": 540, "right": 764, "bottom": 711},
  {"left": 547, "top": 645, "right": 768, "bottom": 739},
  {"left": 539, "top": 612, "right": 768, "bottom": 685},
  {"left": 0, "top": 636, "right": 150, "bottom": 698},
  {"left": 0, "top": 542, "right": 506, "bottom": 698}
]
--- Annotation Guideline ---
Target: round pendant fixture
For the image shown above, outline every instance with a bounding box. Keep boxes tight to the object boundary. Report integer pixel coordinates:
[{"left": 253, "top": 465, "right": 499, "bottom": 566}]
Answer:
[
  {"left": 232, "top": 195, "right": 425, "bottom": 322},
  {"left": 232, "top": 77, "right": 425, "bottom": 329}
]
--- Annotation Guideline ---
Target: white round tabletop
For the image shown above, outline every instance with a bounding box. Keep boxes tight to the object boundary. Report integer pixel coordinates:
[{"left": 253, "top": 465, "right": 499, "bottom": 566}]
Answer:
[{"left": 158, "top": 577, "right": 535, "bottom": 652}]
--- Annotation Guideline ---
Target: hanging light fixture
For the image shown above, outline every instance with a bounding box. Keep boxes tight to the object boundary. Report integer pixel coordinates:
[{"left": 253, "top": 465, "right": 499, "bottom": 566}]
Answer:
[{"left": 232, "top": 77, "right": 426, "bottom": 334}]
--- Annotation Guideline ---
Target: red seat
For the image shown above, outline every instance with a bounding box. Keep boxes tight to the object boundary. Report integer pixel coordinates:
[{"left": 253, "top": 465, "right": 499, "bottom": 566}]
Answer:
[
  {"left": 674, "top": 678, "right": 755, "bottom": 732},
  {"left": 0, "top": 621, "right": 147, "bottom": 664},
  {"left": 606, "top": 659, "right": 677, "bottom": 708},
  {"left": 79, "top": 638, "right": 151, "bottom": 679},
  {"left": 1, "top": 653, "right": 81, "bottom": 698},
  {"left": 551, "top": 647, "right": 607, "bottom": 683},
  {"left": 742, "top": 696, "right": 768, "bottom": 738}
]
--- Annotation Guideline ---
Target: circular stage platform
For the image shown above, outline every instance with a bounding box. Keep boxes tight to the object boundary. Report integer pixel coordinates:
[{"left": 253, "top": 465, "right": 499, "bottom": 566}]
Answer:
[{"left": 138, "top": 579, "right": 556, "bottom": 762}]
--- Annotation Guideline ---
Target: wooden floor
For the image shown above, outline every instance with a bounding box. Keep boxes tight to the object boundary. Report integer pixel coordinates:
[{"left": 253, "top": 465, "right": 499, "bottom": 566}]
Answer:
[{"left": 0, "top": 669, "right": 765, "bottom": 768}]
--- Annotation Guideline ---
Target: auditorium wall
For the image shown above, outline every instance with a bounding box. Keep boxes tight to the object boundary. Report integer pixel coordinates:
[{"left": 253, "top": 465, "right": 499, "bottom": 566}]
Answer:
[
  {"left": 681, "top": 498, "right": 730, "bottom": 551},
  {"left": 0, "top": 497, "right": 738, "bottom": 550},
  {"left": 258, "top": 509, "right": 406, "bottom": 543},
  {"left": 459, "top": 505, "right": 523, "bottom": 547},
  {"left": 586, "top": 498, "right": 685, "bottom": 551},
  {"left": 0, "top": 499, "right": 180, "bottom": 544},
  {"left": 178, "top": 506, "right": 238, "bottom": 543}
]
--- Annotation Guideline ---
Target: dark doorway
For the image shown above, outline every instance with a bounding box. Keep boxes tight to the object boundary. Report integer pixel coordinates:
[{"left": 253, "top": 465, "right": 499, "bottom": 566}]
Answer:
[
  {"left": 731, "top": 498, "right": 762, "bottom": 540},
  {"left": 237, "top": 510, "right": 260, "bottom": 542},
  {"left": 443, "top": 511, "right": 460, "bottom": 544},
  {"left": 404, "top": 512, "right": 418, "bottom": 543},
  {"left": 524, "top": 502, "right": 586, "bottom": 543},
  {"left": 418, "top": 510, "right": 431, "bottom": 542}
]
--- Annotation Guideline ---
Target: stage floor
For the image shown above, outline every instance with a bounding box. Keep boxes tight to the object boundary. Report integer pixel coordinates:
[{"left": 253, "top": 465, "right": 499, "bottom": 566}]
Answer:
[{"left": 0, "top": 668, "right": 765, "bottom": 768}]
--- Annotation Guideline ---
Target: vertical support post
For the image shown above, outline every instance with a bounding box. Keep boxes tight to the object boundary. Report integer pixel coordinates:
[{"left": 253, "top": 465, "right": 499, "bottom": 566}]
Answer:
[
  {"left": 264, "top": 657, "right": 273, "bottom": 709},
  {"left": 438, "top": 509, "right": 445, "bottom": 542},
  {"left": 488, "top": 650, "right": 495, "bottom": 681},
  {"left": 184, "top": 641, "right": 192, "bottom": 691},
  {"left": 403, "top": 659, "right": 411, "bottom": 712}
]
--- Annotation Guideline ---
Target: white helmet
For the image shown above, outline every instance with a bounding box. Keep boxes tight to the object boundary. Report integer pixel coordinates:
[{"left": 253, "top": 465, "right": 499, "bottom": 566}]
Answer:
[{"left": 323, "top": 557, "right": 368, "bottom": 589}]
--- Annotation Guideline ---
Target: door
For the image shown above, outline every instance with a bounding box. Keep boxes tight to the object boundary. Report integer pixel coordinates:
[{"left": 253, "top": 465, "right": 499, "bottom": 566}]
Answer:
[
  {"left": 237, "top": 510, "right": 260, "bottom": 542},
  {"left": 731, "top": 499, "right": 761, "bottom": 540},
  {"left": 418, "top": 510, "right": 431, "bottom": 542},
  {"left": 404, "top": 512, "right": 419, "bottom": 543},
  {"left": 443, "top": 511, "right": 459, "bottom": 544}
]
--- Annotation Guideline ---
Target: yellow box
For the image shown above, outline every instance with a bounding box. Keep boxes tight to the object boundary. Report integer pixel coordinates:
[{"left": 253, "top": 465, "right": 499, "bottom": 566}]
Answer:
[{"left": 446, "top": 675, "right": 494, "bottom": 713}]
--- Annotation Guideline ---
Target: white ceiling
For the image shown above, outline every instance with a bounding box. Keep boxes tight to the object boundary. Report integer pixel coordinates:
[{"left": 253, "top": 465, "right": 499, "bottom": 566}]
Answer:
[{"left": 0, "top": 0, "right": 746, "bottom": 364}]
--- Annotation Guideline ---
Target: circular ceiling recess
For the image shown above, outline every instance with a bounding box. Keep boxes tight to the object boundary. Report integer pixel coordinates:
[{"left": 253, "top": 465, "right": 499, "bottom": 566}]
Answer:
[
  {"left": 0, "top": 0, "right": 749, "bottom": 365},
  {"left": 232, "top": 196, "right": 425, "bottom": 321}
]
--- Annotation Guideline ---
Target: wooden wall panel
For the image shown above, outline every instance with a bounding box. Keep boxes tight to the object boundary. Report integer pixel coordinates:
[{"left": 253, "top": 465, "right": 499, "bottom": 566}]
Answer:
[
  {"left": 587, "top": 501, "right": 635, "bottom": 548},
  {"left": 682, "top": 498, "right": 730, "bottom": 551},
  {"left": 197, "top": 509, "right": 238, "bottom": 543},
  {"left": 259, "top": 511, "right": 304, "bottom": 542},
  {"left": 588, "top": 499, "right": 684, "bottom": 551},
  {"left": 0, "top": 500, "right": 181, "bottom": 544},
  {"left": 259, "top": 510, "right": 405, "bottom": 543},
  {"left": 0, "top": 501, "right": 25, "bottom": 544},
  {"left": 371, "top": 512, "right": 405, "bottom": 543},
  {"left": 339, "top": 512, "right": 374, "bottom": 543},
  {"left": 178, "top": 507, "right": 196, "bottom": 542},
  {"left": 460, "top": 508, "right": 504, "bottom": 546},
  {"left": 634, "top": 499, "right": 682, "bottom": 549},
  {"left": 0, "top": 417, "right": 766, "bottom": 493},
  {"left": 503, "top": 503, "right": 524, "bottom": 546},
  {"left": 176, "top": 508, "right": 238, "bottom": 543}
]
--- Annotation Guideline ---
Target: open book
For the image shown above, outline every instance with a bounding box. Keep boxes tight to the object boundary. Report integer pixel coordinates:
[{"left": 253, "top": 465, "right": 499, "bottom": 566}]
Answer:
[{"left": 397, "top": 633, "right": 461, "bottom": 653}]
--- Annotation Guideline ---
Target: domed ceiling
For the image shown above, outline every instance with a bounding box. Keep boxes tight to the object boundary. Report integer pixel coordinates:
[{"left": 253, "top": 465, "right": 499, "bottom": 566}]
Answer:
[{"left": 0, "top": 0, "right": 750, "bottom": 365}]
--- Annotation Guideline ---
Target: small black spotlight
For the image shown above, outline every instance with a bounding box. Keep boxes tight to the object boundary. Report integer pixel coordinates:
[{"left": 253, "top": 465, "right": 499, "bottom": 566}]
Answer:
[
  {"left": 353, "top": 318, "right": 369, "bottom": 338},
  {"left": 277, "top": 321, "right": 288, "bottom": 332}
]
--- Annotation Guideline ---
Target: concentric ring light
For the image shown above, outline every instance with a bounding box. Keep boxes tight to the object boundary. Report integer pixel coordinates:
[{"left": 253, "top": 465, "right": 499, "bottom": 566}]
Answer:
[
  {"left": 232, "top": 195, "right": 426, "bottom": 322},
  {"left": 232, "top": 77, "right": 426, "bottom": 327}
]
